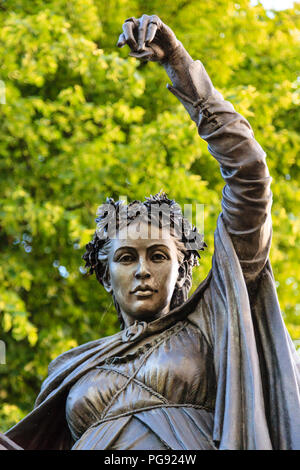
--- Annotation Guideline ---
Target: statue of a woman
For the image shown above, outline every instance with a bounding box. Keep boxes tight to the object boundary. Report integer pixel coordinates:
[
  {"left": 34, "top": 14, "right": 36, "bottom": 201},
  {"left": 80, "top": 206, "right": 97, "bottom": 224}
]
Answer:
[{"left": 4, "top": 15, "right": 300, "bottom": 450}]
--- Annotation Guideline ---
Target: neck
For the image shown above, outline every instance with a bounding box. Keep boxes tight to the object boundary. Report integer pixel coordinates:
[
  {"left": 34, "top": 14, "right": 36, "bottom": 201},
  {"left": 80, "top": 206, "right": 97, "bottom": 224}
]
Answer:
[{"left": 121, "top": 305, "right": 171, "bottom": 329}]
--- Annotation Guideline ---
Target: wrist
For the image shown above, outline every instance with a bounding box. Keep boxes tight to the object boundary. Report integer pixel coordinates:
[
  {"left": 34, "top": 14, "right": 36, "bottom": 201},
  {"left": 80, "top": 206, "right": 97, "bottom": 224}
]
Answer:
[
  {"left": 162, "top": 41, "right": 193, "bottom": 67},
  {"left": 161, "top": 42, "right": 196, "bottom": 98}
]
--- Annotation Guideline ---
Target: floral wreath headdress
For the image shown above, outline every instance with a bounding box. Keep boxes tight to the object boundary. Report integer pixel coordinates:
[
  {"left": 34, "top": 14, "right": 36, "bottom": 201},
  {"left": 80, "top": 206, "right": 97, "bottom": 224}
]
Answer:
[{"left": 82, "top": 191, "right": 206, "bottom": 284}]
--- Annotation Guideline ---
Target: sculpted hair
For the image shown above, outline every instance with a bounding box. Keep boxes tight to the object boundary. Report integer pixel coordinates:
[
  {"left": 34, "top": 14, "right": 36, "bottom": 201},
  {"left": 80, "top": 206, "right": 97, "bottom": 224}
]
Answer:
[{"left": 82, "top": 192, "right": 206, "bottom": 329}]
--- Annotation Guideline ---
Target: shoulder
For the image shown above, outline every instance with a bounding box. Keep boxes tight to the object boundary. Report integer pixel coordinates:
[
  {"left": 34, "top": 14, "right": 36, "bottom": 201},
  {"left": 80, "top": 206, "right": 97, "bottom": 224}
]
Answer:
[
  {"left": 47, "top": 331, "right": 122, "bottom": 377},
  {"left": 35, "top": 331, "right": 123, "bottom": 407}
]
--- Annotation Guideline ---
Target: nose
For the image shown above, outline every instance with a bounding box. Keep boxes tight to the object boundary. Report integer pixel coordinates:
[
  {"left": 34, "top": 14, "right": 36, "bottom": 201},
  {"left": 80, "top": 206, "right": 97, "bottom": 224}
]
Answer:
[{"left": 135, "top": 258, "right": 151, "bottom": 280}]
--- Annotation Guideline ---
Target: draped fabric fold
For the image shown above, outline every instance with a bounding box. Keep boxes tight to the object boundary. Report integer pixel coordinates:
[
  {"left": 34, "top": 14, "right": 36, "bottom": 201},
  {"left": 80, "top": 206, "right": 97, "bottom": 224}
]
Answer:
[
  {"left": 214, "top": 217, "right": 300, "bottom": 449},
  {"left": 189, "top": 216, "right": 300, "bottom": 449}
]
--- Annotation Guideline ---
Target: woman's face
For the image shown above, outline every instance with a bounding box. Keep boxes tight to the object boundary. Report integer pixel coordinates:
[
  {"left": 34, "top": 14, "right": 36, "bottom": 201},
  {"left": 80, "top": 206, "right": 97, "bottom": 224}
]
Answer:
[{"left": 104, "top": 221, "right": 183, "bottom": 327}]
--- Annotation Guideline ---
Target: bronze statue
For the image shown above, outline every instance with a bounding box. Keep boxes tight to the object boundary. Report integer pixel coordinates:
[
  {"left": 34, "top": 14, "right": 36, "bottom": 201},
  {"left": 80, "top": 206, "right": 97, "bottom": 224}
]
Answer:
[{"left": 3, "top": 15, "right": 300, "bottom": 450}]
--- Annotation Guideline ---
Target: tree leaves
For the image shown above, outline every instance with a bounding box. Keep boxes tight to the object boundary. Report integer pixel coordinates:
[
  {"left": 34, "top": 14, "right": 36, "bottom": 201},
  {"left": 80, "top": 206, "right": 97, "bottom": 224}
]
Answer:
[{"left": 0, "top": 0, "right": 299, "bottom": 430}]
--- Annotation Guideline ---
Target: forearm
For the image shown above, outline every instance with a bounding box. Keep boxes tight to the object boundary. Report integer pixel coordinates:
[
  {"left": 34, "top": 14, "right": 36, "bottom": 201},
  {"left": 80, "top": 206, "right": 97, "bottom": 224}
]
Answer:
[
  {"left": 163, "top": 55, "right": 272, "bottom": 280},
  {"left": 163, "top": 50, "right": 266, "bottom": 169},
  {"left": 162, "top": 43, "right": 196, "bottom": 99}
]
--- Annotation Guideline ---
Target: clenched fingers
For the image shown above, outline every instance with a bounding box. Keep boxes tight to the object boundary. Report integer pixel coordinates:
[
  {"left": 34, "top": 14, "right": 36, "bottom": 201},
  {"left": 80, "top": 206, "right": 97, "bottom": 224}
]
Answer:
[
  {"left": 122, "top": 18, "right": 138, "bottom": 50},
  {"left": 117, "top": 15, "right": 163, "bottom": 52},
  {"left": 137, "top": 14, "right": 151, "bottom": 51}
]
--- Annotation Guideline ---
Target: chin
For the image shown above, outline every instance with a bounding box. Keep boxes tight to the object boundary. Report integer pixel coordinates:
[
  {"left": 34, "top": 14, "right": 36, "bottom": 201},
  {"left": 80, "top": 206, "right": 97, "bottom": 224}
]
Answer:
[
  {"left": 133, "top": 303, "right": 169, "bottom": 321},
  {"left": 117, "top": 295, "right": 171, "bottom": 324}
]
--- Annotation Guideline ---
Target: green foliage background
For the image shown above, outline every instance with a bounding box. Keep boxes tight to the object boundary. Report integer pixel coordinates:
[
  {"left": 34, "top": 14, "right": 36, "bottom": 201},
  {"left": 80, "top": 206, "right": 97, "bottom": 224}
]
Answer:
[{"left": 0, "top": 0, "right": 299, "bottom": 430}]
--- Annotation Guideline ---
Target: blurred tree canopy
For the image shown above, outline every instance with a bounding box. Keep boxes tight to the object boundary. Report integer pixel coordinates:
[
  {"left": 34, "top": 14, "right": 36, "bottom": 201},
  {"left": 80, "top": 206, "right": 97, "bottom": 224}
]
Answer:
[{"left": 0, "top": 0, "right": 299, "bottom": 430}]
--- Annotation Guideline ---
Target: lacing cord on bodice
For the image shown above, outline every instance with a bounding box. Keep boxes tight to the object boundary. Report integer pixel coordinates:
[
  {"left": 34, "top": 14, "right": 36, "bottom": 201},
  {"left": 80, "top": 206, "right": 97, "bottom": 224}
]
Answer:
[
  {"left": 70, "top": 320, "right": 215, "bottom": 444},
  {"left": 96, "top": 365, "right": 170, "bottom": 405},
  {"left": 96, "top": 321, "right": 187, "bottom": 421}
]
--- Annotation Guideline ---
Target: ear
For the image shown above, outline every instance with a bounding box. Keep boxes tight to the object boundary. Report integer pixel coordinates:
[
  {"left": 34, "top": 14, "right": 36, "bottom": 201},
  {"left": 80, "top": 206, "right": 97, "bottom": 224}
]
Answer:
[
  {"left": 176, "top": 263, "right": 187, "bottom": 289},
  {"left": 102, "top": 266, "right": 113, "bottom": 294}
]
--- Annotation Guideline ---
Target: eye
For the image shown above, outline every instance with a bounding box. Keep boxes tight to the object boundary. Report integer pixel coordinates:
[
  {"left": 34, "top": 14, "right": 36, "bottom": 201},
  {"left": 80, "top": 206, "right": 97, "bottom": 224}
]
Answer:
[
  {"left": 151, "top": 252, "right": 168, "bottom": 262},
  {"left": 118, "top": 254, "right": 135, "bottom": 264}
]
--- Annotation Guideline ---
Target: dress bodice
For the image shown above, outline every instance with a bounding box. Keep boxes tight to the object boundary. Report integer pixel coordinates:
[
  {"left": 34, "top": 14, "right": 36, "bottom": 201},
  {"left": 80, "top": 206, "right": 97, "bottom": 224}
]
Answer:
[{"left": 66, "top": 320, "right": 216, "bottom": 445}]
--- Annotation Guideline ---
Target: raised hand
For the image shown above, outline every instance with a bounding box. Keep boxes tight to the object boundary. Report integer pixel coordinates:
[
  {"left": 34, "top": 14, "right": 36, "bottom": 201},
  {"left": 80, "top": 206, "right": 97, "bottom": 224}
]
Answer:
[{"left": 117, "top": 14, "right": 180, "bottom": 62}]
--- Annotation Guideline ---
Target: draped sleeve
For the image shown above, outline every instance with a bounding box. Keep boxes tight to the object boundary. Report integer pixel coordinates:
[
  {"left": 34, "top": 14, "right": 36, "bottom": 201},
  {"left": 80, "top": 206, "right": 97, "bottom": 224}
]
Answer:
[{"left": 167, "top": 59, "right": 272, "bottom": 281}]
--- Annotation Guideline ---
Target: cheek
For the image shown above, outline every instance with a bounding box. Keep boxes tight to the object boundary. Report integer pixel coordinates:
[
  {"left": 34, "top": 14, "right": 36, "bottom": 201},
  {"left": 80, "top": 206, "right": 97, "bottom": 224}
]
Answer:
[
  {"left": 109, "top": 263, "right": 142, "bottom": 302},
  {"left": 153, "top": 262, "right": 179, "bottom": 288},
  {"left": 109, "top": 264, "right": 133, "bottom": 291}
]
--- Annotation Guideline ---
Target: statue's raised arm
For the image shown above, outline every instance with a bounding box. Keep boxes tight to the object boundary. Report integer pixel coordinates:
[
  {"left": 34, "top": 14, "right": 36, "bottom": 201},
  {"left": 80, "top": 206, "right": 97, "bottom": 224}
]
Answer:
[{"left": 118, "top": 14, "right": 272, "bottom": 283}]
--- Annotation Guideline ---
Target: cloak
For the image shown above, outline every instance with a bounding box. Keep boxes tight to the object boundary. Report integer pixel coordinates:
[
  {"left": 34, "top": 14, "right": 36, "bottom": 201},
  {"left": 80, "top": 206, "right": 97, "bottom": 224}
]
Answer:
[{"left": 6, "top": 216, "right": 300, "bottom": 450}]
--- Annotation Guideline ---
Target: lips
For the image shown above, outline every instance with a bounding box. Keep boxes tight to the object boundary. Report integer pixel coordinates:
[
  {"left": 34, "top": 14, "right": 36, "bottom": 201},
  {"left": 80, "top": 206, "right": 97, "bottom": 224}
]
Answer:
[{"left": 131, "top": 285, "right": 157, "bottom": 296}]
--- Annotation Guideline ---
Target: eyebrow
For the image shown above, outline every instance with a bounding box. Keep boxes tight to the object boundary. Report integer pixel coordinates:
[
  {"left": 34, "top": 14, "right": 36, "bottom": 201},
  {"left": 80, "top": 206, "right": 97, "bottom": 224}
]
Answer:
[
  {"left": 113, "top": 243, "right": 171, "bottom": 259},
  {"left": 148, "top": 244, "right": 171, "bottom": 252}
]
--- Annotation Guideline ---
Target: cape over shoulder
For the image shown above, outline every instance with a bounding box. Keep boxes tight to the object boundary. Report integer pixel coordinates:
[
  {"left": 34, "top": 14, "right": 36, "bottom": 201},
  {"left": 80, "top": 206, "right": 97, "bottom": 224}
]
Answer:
[
  {"left": 37, "top": 332, "right": 122, "bottom": 405},
  {"left": 5, "top": 330, "right": 128, "bottom": 449}
]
